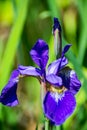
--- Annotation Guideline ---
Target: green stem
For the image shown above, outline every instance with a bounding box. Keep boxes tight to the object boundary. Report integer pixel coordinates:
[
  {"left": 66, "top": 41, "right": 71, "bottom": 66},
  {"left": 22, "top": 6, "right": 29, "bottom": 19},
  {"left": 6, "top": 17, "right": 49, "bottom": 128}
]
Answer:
[
  {"left": 56, "top": 125, "right": 63, "bottom": 130},
  {"left": 56, "top": 126, "right": 60, "bottom": 130},
  {"left": 45, "top": 118, "right": 49, "bottom": 130},
  {"left": 49, "top": 123, "right": 56, "bottom": 130},
  {"left": 35, "top": 123, "right": 38, "bottom": 130},
  {"left": 60, "top": 125, "right": 63, "bottom": 130}
]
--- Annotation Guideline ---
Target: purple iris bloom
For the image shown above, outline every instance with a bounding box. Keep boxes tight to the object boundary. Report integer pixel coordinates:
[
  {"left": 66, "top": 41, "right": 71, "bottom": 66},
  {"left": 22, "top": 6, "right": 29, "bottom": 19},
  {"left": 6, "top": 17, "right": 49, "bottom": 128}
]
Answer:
[{"left": 0, "top": 39, "right": 81, "bottom": 125}]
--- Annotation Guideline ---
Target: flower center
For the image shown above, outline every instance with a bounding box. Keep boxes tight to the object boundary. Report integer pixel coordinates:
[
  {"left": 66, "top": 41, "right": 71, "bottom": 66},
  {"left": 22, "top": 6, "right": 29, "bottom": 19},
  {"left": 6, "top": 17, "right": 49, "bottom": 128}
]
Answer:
[{"left": 47, "top": 85, "right": 67, "bottom": 94}]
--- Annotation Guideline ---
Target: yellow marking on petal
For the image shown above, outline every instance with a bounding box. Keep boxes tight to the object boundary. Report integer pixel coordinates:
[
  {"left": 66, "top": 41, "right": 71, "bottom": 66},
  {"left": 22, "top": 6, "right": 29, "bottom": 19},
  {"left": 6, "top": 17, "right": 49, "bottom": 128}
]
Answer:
[
  {"left": 19, "top": 75, "right": 25, "bottom": 78},
  {"left": 48, "top": 85, "right": 67, "bottom": 94}
]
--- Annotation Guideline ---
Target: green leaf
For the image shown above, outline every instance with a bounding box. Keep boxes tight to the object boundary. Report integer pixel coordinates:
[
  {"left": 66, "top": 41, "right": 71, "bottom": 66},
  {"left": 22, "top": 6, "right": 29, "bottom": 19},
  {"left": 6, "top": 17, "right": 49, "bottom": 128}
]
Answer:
[{"left": 76, "top": 0, "right": 87, "bottom": 65}]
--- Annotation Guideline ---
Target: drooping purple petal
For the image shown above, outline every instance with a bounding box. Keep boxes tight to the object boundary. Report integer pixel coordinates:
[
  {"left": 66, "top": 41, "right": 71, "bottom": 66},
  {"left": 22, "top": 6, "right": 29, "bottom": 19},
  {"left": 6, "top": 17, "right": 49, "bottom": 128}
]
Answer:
[
  {"left": 46, "top": 74, "right": 62, "bottom": 87},
  {"left": 62, "top": 44, "right": 72, "bottom": 57},
  {"left": 9, "top": 69, "right": 19, "bottom": 81},
  {"left": 18, "top": 65, "right": 41, "bottom": 77},
  {"left": 0, "top": 81, "right": 19, "bottom": 107},
  {"left": 58, "top": 67, "right": 81, "bottom": 95},
  {"left": 47, "top": 57, "right": 68, "bottom": 75},
  {"left": 43, "top": 91, "right": 76, "bottom": 125},
  {"left": 0, "top": 70, "right": 20, "bottom": 107},
  {"left": 30, "top": 39, "right": 49, "bottom": 69}
]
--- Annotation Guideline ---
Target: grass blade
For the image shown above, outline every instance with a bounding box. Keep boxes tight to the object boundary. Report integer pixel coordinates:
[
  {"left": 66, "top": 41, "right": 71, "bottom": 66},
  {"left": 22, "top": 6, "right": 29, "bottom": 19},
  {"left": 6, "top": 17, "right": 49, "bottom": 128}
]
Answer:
[{"left": 0, "top": 0, "right": 29, "bottom": 91}]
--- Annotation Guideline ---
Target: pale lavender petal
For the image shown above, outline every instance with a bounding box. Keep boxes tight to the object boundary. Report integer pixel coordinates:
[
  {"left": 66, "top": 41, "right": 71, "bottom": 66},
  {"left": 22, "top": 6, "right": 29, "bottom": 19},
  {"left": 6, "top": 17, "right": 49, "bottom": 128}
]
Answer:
[
  {"left": 46, "top": 74, "right": 62, "bottom": 87},
  {"left": 47, "top": 57, "right": 68, "bottom": 75},
  {"left": 18, "top": 65, "right": 41, "bottom": 77},
  {"left": 59, "top": 67, "right": 81, "bottom": 95},
  {"left": 30, "top": 39, "right": 49, "bottom": 69},
  {"left": 43, "top": 91, "right": 76, "bottom": 125}
]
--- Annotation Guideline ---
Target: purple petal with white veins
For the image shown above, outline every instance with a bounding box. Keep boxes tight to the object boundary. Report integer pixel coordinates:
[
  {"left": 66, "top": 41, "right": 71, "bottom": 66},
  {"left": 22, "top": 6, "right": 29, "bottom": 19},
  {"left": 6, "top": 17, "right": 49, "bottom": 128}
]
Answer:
[
  {"left": 30, "top": 39, "right": 49, "bottom": 69},
  {"left": 47, "top": 57, "right": 68, "bottom": 75},
  {"left": 46, "top": 74, "right": 62, "bottom": 87},
  {"left": 18, "top": 65, "right": 41, "bottom": 77},
  {"left": 43, "top": 91, "right": 76, "bottom": 125},
  {"left": 59, "top": 67, "right": 81, "bottom": 95},
  {"left": 62, "top": 44, "right": 72, "bottom": 57}
]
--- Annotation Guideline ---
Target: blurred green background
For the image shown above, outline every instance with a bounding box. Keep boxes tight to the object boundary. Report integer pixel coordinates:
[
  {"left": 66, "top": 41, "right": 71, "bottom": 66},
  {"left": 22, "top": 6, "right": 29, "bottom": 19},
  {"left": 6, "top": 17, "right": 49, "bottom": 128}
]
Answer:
[{"left": 0, "top": 0, "right": 87, "bottom": 130}]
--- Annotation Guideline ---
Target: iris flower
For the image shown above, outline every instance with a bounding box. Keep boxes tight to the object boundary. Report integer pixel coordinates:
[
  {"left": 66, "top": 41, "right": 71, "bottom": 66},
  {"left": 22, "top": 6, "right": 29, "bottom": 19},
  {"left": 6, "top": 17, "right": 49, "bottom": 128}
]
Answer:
[{"left": 0, "top": 18, "right": 81, "bottom": 125}]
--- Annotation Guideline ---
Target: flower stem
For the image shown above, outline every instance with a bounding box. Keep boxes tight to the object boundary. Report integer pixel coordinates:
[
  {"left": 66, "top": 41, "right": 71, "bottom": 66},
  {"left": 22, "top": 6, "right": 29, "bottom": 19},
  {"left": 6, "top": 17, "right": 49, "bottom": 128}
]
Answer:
[
  {"left": 60, "top": 125, "right": 63, "bottom": 130},
  {"left": 45, "top": 118, "right": 49, "bottom": 130},
  {"left": 53, "top": 18, "right": 63, "bottom": 130},
  {"left": 49, "top": 123, "right": 56, "bottom": 130},
  {"left": 35, "top": 123, "right": 38, "bottom": 130},
  {"left": 56, "top": 125, "right": 63, "bottom": 130}
]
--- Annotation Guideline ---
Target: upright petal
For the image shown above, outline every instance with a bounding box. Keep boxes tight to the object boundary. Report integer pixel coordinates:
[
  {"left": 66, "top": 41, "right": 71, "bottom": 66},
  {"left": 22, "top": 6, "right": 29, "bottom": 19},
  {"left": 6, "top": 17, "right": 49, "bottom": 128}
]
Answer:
[
  {"left": 0, "top": 70, "right": 20, "bottom": 107},
  {"left": 18, "top": 65, "right": 41, "bottom": 77},
  {"left": 62, "top": 44, "right": 72, "bottom": 57},
  {"left": 47, "top": 57, "right": 68, "bottom": 75},
  {"left": 59, "top": 67, "right": 81, "bottom": 95},
  {"left": 30, "top": 39, "right": 49, "bottom": 69},
  {"left": 43, "top": 91, "right": 76, "bottom": 125}
]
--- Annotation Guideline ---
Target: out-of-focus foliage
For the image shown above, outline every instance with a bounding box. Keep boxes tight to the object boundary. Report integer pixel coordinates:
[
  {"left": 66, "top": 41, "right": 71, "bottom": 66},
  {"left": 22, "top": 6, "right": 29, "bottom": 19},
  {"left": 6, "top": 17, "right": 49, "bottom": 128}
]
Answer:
[{"left": 0, "top": 0, "right": 87, "bottom": 130}]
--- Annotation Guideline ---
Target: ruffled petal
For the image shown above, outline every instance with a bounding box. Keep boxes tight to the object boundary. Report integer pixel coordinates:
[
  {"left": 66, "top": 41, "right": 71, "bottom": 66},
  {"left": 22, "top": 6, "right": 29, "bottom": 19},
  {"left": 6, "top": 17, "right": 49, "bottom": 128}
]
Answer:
[
  {"left": 18, "top": 65, "right": 41, "bottom": 77},
  {"left": 43, "top": 91, "right": 76, "bottom": 125},
  {"left": 59, "top": 67, "right": 81, "bottom": 95},
  {"left": 30, "top": 39, "right": 49, "bottom": 69},
  {"left": 47, "top": 57, "right": 68, "bottom": 75},
  {"left": 0, "top": 70, "right": 20, "bottom": 107},
  {"left": 46, "top": 74, "right": 62, "bottom": 87}
]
